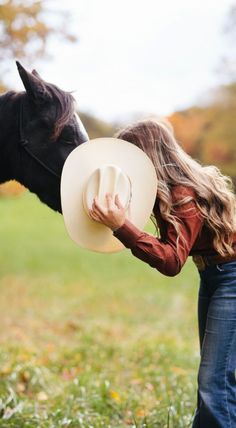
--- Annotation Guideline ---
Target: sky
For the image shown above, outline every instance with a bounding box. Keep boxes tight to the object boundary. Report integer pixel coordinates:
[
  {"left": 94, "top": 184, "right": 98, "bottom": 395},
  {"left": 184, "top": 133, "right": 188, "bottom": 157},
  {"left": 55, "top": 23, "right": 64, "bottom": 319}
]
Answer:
[{"left": 12, "top": 0, "right": 234, "bottom": 123}]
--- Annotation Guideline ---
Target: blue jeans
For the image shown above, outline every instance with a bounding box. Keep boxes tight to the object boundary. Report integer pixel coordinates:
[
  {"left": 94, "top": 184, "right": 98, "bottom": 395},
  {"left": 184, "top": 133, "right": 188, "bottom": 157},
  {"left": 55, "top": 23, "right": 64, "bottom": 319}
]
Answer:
[{"left": 192, "top": 261, "right": 236, "bottom": 428}]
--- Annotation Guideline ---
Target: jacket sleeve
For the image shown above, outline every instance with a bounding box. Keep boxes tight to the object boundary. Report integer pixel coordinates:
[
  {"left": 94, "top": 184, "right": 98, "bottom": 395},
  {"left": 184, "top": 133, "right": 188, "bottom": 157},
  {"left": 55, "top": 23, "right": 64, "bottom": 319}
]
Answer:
[{"left": 113, "top": 190, "right": 204, "bottom": 276}]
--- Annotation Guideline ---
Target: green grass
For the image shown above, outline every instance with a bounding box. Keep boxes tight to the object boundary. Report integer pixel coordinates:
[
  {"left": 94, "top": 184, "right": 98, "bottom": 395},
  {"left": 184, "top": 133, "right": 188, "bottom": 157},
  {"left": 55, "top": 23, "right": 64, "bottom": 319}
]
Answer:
[{"left": 0, "top": 192, "right": 200, "bottom": 427}]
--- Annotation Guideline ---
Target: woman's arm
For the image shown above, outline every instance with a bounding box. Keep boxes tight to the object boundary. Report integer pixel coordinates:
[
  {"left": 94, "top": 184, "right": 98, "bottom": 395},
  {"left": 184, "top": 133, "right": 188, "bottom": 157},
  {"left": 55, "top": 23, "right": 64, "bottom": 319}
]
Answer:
[
  {"left": 113, "top": 206, "right": 203, "bottom": 276},
  {"left": 89, "top": 188, "right": 204, "bottom": 276}
]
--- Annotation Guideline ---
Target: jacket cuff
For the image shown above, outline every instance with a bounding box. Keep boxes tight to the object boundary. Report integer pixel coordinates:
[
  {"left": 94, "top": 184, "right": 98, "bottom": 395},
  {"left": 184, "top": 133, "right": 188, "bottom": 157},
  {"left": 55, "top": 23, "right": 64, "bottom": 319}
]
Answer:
[{"left": 113, "top": 219, "right": 143, "bottom": 248}]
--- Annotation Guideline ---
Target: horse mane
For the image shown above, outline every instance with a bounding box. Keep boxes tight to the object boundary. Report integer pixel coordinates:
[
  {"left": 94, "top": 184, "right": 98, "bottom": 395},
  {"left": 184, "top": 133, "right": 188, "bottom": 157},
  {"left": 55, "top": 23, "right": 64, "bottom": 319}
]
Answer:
[
  {"left": 0, "top": 85, "right": 75, "bottom": 142},
  {"left": 46, "top": 83, "right": 75, "bottom": 140},
  {"left": 0, "top": 91, "right": 21, "bottom": 109}
]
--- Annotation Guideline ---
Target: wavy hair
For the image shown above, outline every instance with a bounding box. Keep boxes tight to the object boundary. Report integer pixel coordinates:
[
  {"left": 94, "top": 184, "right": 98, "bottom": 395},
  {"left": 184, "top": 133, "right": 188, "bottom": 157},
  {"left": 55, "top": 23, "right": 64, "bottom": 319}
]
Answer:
[{"left": 115, "top": 118, "right": 236, "bottom": 256}]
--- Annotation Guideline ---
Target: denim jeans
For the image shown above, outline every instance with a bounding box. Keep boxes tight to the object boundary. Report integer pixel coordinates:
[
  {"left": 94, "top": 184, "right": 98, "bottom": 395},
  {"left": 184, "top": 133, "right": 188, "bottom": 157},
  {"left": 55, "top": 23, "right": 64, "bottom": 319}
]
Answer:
[{"left": 192, "top": 261, "right": 236, "bottom": 428}]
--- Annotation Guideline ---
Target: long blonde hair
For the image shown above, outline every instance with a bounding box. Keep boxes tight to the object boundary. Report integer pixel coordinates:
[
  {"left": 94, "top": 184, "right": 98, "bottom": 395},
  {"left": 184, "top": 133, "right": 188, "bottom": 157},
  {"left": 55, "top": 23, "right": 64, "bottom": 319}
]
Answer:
[{"left": 115, "top": 118, "right": 236, "bottom": 256}]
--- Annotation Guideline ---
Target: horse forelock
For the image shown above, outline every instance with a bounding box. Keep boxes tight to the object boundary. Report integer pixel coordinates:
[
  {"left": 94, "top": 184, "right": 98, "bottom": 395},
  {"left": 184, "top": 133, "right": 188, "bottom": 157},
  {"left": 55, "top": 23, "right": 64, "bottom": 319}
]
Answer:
[{"left": 46, "top": 83, "right": 75, "bottom": 141}]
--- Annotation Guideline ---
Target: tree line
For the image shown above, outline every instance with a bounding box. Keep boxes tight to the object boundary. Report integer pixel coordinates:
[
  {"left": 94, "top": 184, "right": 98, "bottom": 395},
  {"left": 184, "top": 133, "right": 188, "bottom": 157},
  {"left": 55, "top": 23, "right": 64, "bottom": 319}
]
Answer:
[{"left": 0, "top": 0, "right": 235, "bottom": 195}]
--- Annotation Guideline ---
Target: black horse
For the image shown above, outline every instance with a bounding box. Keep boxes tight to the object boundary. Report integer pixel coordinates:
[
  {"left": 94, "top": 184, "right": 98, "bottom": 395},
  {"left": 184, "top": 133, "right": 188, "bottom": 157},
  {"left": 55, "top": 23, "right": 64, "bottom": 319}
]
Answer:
[{"left": 0, "top": 62, "right": 88, "bottom": 212}]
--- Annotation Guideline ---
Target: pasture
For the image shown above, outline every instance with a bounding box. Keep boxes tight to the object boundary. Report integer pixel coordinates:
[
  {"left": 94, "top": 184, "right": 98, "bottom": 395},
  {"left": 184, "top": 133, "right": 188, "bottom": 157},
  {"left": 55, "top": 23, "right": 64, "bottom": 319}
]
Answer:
[{"left": 0, "top": 193, "right": 200, "bottom": 427}]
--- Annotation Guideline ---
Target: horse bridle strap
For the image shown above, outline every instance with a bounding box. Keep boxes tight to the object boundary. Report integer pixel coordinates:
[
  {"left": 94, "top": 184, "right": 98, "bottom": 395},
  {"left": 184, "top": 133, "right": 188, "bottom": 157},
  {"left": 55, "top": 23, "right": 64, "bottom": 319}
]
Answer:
[{"left": 19, "top": 100, "right": 60, "bottom": 179}]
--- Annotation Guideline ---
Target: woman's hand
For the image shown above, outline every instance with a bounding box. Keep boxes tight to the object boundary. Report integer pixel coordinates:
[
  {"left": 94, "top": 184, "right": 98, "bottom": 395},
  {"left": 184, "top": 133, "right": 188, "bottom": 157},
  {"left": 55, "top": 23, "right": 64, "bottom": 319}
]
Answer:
[{"left": 89, "top": 193, "right": 126, "bottom": 231}]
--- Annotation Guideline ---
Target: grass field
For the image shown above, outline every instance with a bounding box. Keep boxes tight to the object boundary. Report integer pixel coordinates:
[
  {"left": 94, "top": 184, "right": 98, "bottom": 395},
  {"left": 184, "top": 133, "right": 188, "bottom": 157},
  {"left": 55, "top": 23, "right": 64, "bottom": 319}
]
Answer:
[{"left": 0, "top": 192, "right": 200, "bottom": 427}]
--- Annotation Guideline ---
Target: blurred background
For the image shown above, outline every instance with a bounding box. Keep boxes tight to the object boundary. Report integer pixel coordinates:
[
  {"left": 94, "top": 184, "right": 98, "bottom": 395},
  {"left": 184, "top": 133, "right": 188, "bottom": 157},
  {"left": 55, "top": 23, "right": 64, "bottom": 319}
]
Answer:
[
  {"left": 0, "top": 0, "right": 235, "bottom": 196},
  {"left": 0, "top": 1, "right": 235, "bottom": 426}
]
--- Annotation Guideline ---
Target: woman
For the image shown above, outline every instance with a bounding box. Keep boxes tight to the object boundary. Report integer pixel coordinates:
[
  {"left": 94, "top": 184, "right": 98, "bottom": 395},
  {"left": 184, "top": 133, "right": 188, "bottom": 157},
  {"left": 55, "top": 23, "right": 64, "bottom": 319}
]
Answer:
[{"left": 89, "top": 118, "right": 236, "bottom": 428}]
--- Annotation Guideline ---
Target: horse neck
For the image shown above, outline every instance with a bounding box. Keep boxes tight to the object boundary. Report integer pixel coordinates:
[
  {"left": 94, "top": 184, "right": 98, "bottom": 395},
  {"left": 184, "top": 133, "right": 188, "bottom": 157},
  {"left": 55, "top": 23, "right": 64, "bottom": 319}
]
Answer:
[{"left": 0, "top": 91, "right": 22, "bottom": 183}]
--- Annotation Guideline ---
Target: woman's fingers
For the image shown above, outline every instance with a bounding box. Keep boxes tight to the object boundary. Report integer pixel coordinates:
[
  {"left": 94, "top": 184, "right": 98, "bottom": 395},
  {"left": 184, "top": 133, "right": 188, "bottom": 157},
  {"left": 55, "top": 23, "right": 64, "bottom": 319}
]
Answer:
[
  {"left": 106, "top": 193, "right": 115, "bottom": 211},
  {"left": 89, "top": 210, "right": 98, "bottom": 220},
  {"left": 90, "top": 197, "right": 109, "bottom": 223},
  {"left": 93, "top": 194, "right": 123, "bottom": 212},
  {"left": 89, "top": 204, "right": 100, "bottom": 217},
  {"left": 89, "top": 194, "right": 126, "bottom": 229},
  {"left": 115, "top": 194, "right": 124, "bottom": 209},
  {"left": 93, "top": 197, "right": 106, "bottom": 215}
]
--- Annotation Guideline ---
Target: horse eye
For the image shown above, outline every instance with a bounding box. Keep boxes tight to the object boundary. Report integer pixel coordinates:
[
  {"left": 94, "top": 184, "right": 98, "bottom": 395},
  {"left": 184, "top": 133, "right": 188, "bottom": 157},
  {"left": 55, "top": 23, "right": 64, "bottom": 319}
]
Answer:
[
  {"left": 41, "top": 117, "right": 52, "bottom": 129},
  {"left": 61, "top": 139, "right": 75, "bottom": 146}
]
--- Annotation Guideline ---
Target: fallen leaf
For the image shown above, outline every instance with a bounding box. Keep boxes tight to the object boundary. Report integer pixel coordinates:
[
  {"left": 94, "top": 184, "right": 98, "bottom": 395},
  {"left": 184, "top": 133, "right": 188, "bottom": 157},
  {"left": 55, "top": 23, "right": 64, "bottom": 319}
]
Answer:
[
  {"left": 136, "top": 408, "right": 146, "bottom": 417},
  {"left": 145, "top": 382, "right": 154, "bottom": 391},
  {"left": 16, "top": 382, "right": 26, "bottom": 393},
  {"left": 0, "top": 365, "right": 12, "bottom": 375},
  {"left": 37, "top": 391, "right": 48, "bottom": 401},
  {"left": 109, "top": 390, "right": 121, "bottom": 402},
  {"left": 170, "top": 366, "right": 187, "bottom": 375},
  {"left": 20, "top": 370, "right": 30, "bottom": 383}
]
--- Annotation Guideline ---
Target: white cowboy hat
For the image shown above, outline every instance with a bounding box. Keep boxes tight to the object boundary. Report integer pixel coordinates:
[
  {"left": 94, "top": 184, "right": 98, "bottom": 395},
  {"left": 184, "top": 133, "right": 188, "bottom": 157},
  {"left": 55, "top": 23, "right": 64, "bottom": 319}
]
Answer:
[{"left": 60, "top": 137, "right": 157, "bottom": 253}]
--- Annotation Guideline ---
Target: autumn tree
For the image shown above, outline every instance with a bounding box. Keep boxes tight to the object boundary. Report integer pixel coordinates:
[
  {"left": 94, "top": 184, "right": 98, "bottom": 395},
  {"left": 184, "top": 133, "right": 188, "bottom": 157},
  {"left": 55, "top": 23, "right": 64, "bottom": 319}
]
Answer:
[
  {"left": 169, "top": 82, "right": 236, "bottom": 189},
  {"left": 0, "top": 0, "right": 76, "bottom": 88},
  {"left": 168, "top": 108, "right": 209, "bottom": 160}
]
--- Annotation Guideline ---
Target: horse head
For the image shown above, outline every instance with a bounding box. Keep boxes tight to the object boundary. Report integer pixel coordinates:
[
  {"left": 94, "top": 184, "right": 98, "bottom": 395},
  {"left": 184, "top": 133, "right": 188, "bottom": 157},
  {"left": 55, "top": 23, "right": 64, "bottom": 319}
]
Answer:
[{"left": 15, "top": 62, "right": 88, "bottom": 212}]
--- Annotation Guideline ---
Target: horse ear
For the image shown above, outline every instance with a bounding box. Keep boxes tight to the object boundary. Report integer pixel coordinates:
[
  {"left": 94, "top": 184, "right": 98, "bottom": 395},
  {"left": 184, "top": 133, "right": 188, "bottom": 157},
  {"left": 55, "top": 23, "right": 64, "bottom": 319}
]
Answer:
[
  {"left": 32, "top": 69, "right": 42, "bottom": 79},
  {"left": 16, "top": 61, "right": 51, "bottom": 103}
]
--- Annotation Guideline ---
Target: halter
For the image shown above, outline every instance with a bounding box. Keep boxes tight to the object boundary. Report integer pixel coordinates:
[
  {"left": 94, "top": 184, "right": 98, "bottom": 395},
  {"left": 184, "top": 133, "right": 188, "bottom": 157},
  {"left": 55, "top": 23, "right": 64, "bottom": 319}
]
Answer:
[{"left": 19, "top": 100, "right": 60, "bottom": 179}]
